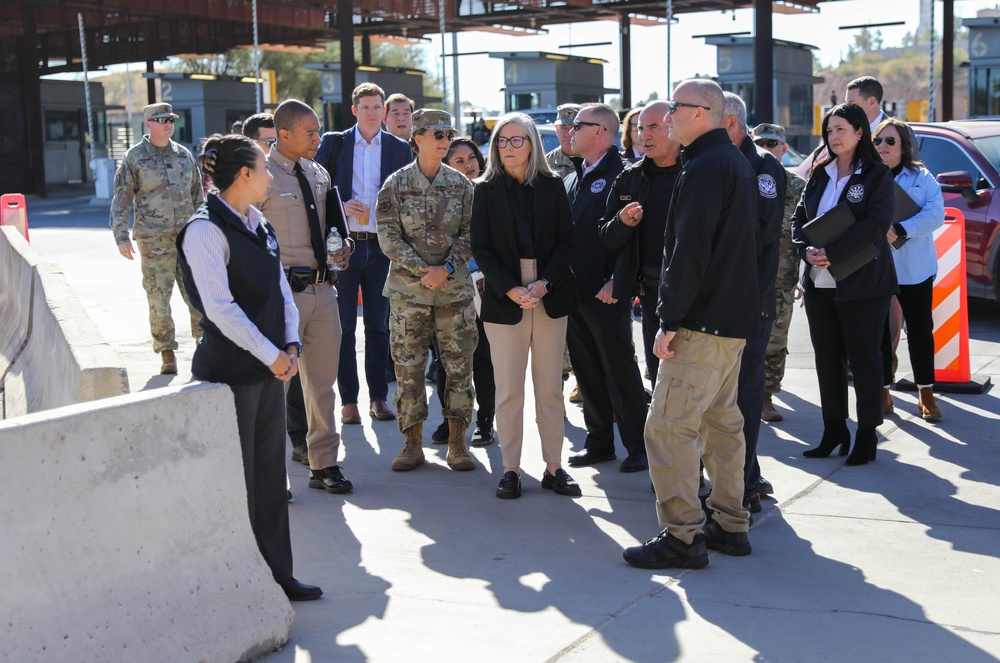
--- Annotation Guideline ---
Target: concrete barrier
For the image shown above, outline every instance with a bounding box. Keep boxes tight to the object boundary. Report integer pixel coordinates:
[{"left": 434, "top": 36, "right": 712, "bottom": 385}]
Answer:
[
  {"left": 0, "top": 226, "right": 129, "bottom": 418},
  {"left": 0, "top": 382, "right": 294, "bottom": 662}
]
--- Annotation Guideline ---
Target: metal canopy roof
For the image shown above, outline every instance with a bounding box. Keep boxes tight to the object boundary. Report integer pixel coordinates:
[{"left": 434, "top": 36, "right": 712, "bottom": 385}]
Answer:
[{"left": 1, "top": 0, "right": 826, "bottom": 77}]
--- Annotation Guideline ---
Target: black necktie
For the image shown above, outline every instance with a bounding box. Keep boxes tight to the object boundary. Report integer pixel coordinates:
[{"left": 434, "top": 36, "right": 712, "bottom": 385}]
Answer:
[{"left": 293, "top": 161, "right": 326, "bottom": 270}]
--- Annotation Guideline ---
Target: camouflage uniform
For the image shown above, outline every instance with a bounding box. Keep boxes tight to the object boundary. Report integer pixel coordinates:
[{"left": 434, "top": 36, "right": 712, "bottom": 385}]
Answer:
[
  {"left": 377, "top": 159, "right": 477, "bottom": 432},
  {"left": 764, "top": 168, "right": 806, "bottom": 394},
  {"left": 546, "top": 147, "right": 575, "bottom": 179},
  {"left": 110, "top": 135, "right": 204, "bottom": 352}
]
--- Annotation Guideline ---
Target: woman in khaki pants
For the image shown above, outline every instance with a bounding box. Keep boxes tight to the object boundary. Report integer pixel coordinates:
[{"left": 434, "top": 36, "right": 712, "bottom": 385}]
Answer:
[{"left": 470, "top": 113, "right": 579, "bottom": 499}]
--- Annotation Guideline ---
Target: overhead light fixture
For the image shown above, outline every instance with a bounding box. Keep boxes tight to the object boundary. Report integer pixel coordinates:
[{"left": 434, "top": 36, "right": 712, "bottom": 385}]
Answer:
[
  {"left": 241, "top": 77, "right": 264, "bottom": 83},
  {"left": 190, "top": 74, "right": 217, "bottom": 81},
  {"left": 544, "top": 54, "right": 569, "bottom": 61},
  {"left": 357, "top": 65, "right": 382, "bottom": 72},
  {"left": 587, "top": 58, "right": 604, "bottom": 65}
]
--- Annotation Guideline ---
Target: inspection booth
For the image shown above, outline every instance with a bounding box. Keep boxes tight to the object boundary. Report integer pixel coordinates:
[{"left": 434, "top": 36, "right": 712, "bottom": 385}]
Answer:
[
  {"left": 963, "top": 12, "right": 1000, "bottom": 118},
  {"left": 706, "top": 36, "right": 823, "bottom": 153},
  {"left": 305, "top": 63, "right": 435, "bottom": 132},
  {"left": 40, "top": 79, "right": 114, "bottom": 185},
  {"left": 489, "top": 51, "right": 618, "bottom": 115}
]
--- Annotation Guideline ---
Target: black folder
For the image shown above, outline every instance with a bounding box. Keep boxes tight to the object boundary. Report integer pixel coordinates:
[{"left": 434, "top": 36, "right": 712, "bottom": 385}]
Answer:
[
  {"left": 801, "top": 202, "right": 878, "bottom": 281},
  {"left": 890, "top": 182, "right": 921, "bottom": 249}
]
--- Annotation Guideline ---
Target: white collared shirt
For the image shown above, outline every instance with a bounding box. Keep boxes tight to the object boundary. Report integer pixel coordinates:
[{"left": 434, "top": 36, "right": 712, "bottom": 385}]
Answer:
[
  {"left": 581, "top": 152, "right": 606, "bottom": 180},
  {"left": 350, "top": 129, "right": 382, "bottom": 232}
]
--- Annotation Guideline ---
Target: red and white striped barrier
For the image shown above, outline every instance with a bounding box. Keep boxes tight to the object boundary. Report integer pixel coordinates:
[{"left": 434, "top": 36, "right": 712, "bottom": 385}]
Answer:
[
  {"left": 931, "top": 207, "right": 970, "bottom": 384},
  {"left": 1, "top": 193, "right": 29, "bottom": 242}
]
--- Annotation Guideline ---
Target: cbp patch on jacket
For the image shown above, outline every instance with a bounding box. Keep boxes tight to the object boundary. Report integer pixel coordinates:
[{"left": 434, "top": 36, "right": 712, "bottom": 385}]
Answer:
[
  {"left": 590, "top": 179, "right": 607, "bottom": 194},
  {"left": 757, "top": 174, "right": 778, "bottom": 199},
  {"left": 847, "top": 184, "right": 864, "bottom": 203}
]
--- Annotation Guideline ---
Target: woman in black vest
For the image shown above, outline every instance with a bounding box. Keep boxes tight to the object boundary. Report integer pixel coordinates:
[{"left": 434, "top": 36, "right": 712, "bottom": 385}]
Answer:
[
  {"left": 791, "top": 103, "right": 898, "bottom": 466},
  {"left": 177, "top": 134, "right": 321, "bottom": 601},
  {"left": 471, "top": 113, "right": 579, "bottom": 499}
]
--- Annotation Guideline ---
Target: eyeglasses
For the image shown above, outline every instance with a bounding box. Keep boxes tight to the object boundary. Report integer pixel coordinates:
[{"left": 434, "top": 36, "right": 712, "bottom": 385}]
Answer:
[
  {"left": 666, "top": 101, "right": 712, "bottom": 115},
  {"left": 151, "top": 117, "right": 176, "bottom": 124},
  {"left": 571, "top": 120, "right": 602, "bottom": 131},
  {"left": 259, "top": 137, "right": 277, "bottom": 148},
  {"left": 497, "top": 135, "right": 529, "bottom": 149},
  {"left": 754, "top": 139, "right": 781, "bottom": 148},
  {"left": 873, "top": 136, "right": 898, "bottom": 147},
  {"left": 426, "top": 130, "right": 456, "bottom": 141}
]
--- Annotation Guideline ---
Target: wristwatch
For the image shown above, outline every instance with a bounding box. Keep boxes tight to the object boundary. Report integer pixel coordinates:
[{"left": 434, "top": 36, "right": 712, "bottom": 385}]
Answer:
[
  {"left": 443, "top": 261, "right": 456, "bottom": 275},
  {"left": 286, "top": 342, "right": 302, "bottom": 356},
  {"left": 540, "top": 278, "right": 552, "bottom": 292}
]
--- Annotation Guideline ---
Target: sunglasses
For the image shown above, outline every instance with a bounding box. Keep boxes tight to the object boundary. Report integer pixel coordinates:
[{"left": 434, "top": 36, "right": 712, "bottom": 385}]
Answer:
[
  {"left": 426, "top": 130, "right": 456, "bottom": 141},
  {"left": 754, "top": 139, "right": 781, "bottom": 148},
  {"left": 571, "top": 120, "right": 602, "bottom": 131},
  {"left": 497, "top": 135, "right": 529, "bottom": 149},
  {"left": 873, "top": 136, "right": 898, "bottom": 147},
  {"left": 666, "top": 101, "right": 712, "bottom": 114},
  {"left": 151, "top": 117, "right": 176, "bottom": 124},
  {"left": 260, "top": 137, "right": 277, "bottom": 147}
]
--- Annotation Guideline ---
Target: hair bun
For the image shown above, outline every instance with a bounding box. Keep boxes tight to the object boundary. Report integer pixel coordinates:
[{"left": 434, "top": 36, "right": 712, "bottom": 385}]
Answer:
[{"left": 202, "top": 148, "right": 218, "bottom": 174}]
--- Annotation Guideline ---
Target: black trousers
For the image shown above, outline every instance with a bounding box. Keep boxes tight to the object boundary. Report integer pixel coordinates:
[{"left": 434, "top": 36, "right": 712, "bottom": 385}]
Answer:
[
  {"left": 804, "top": 288, "right": 891, "bottom": 429},
  {"left": 435, "top": 316, "right": 496, "bottom": 426},
  {"left": 639, "top": 279, "right": 662, "bottom": 389},
  {"left": 566, "top": 297, "right": 647, "bottom": 457},
  {"left": 738, "top": 317, "right": 773, "bottom": 492},
  {"left": 230, "top": 378, "right": 294, "bottom": 583},
  {"left": 285, "top": 373, "right": 307, "bottom": 447},
  {"left": 882, "top": 276, "right": 936, "bottom": 386}
]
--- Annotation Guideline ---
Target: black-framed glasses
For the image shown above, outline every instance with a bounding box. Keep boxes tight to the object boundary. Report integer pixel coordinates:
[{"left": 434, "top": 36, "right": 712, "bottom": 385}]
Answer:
[
  {"left": 430, "top": 130, "right": 456, "bottom": 141},
  {"left": 571, "top": 120, "right": 602, "bottom": 131},
  {"left": 754, "top": 139, "right": 781, "bottom": 148},
  {"left": 873, "top": 136, "right": 898, "bottom": 147},
  {"left": 497, "top": 135, "right": 529, "bottom": 149},
  {"left": 666, "top": 101, "right": 711, "bottom": 114},
  {"left": 151, "top": 117, "right": 176, "bottom": 124}
]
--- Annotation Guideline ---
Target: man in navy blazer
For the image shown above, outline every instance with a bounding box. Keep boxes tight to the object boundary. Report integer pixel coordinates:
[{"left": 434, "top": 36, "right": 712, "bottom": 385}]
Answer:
[{"left": 315, "top": 83, "right": 414, "bottom": 425}]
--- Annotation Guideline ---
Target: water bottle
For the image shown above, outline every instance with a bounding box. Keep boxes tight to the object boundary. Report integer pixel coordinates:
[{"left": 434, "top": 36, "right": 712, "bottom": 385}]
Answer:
[{"left": 326, "top": 227, "right": 343, "bottom": 271}]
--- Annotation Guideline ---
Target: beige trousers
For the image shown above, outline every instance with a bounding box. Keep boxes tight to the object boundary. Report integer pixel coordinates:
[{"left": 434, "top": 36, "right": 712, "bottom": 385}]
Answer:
[
  {"left": 484, "top": 259, "right": 568, "bottom": 470},
  {"left": 291, "top": 283, "right": 342, "bottom": 469},
  {"left": 645, "top": 327, "right": 749, "bottom": 544}
]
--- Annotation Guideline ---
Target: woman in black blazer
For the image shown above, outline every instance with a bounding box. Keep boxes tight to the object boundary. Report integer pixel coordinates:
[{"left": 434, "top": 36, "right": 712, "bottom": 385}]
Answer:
[
  {"left": 791, "top": 103, "right": 898, "bottom": 466},
  {"left": 471, "top": 112, "right": 579, "bottom": 499}
]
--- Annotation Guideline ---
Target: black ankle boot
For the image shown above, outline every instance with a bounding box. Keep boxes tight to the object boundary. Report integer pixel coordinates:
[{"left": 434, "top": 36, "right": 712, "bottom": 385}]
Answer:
[
  {"left": 803, "top": 420, "right": 850, "bottom": 458},
  {"left": 846, "top": 427, "right": 877, "bottom": 466}
]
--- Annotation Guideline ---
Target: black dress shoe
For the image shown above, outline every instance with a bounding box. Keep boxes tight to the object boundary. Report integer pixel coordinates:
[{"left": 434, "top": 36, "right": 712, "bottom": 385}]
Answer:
[
  {"left": 623, "top": 530, "right": 709, "bottom": 569},
  {"left": 308, "top": 466, "right": 353, "bottom": 494},
  {"left": 541, "top": 468, "right": 582, "bottom": 496},
  {"left": 470, "top": 424, "right": 494, "bottom": 447},
  {"left": 567, "top": 449, "right": 616, "bottom": 467},
  {"left": 279, "top": 578, "right": 323, "bottom": 601},
  {"left": 619, "top": 453, "right": 649, "bottom": 473},
  {"left": 743, "top": 489, "right": 761, "bottom": 513},
  {"left": 758, "top": 477, "right": 774, "bottom": 497},
  {"left": 431, "top": 420, "right": 450, "bottom": 444},
  {"left": 704, "top": 519, "right": 752, "bottom": 556},
  {"left": 496, "top": 470, "right": 521, "bottom": 499}
]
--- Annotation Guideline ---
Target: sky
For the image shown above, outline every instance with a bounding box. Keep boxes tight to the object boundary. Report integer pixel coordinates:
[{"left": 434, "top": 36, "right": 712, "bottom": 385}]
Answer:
[{"left": 424, "top": 0, "right": 996, "bottom": 112}]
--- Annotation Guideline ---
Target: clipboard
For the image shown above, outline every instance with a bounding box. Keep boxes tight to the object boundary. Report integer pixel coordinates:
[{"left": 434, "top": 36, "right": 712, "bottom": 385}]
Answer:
[
  {"left": 890, "top": 182, "right": 921, "bottom": 249},
  {"left": 801, "top": 202, "right": 878, "bottom": 281}
]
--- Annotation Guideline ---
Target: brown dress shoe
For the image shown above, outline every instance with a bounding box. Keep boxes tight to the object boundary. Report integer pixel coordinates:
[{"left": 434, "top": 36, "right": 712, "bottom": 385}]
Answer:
[
  {"left": 883, "top": 387, "right": 894, "bottom": 415},
  {"left": 160, "top": 349, "right": 178, "bottom": 375},
  {"left": 370, "top": 400, "right": 396, "bottom": 421},
  {"left": 341, "top": 403, "right": 362, "bottom": 425}
]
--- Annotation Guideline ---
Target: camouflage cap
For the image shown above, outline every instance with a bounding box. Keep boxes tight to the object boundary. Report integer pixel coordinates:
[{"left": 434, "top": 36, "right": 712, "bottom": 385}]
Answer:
[
  {"left": 752, "top": 123, "right": 786, "bottom": 142},
  {"left": 554, "top": 104, "right": 581, "bottom": 126},
  {"left": 412, "top": 109, "right": 456, "bottom": 136},
  {"left": 144, "top": 103, "right": 179, "bottom": 122}
]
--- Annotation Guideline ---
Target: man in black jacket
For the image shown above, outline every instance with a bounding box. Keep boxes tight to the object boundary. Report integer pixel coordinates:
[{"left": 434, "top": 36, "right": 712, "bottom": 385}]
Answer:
[
  {"left": 598, "top": 100, "right": 681, "bottom": 389},
  {"left": 721, "top": 92, "right": 786, "bottom": 513},
  {"left": 624, "top": 79, "right": 758, "bottom": 570},
  {"left": 564, "top": 103, "right": 650, "bottom": 474}
]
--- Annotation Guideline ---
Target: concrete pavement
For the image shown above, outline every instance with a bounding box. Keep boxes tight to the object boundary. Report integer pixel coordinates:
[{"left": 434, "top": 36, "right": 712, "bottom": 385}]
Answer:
[{"left": 21, "top": 190, "right": 1000, "bottom": 662}]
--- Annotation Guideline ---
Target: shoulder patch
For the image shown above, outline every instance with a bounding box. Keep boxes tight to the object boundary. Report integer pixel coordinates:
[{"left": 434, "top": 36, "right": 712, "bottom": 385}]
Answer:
[
  {"left": 590, "top": 178, "right": 607, "bottom": 194},
  {"left": 846, "top": 184, "right": 865, "bottom": 203},
  {"left": 377, "top": 193, "right": 394, "bottom": 216},
  {"left": 757, "top": 174, "right": 778, "bottom": 199}
]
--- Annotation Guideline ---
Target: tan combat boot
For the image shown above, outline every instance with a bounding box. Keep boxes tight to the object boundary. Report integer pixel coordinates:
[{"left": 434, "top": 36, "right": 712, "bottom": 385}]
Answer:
[
  {"left": 160, "top": 349, "right": 178, "bottom": 375},
  {"left": 391, "top": 422, "right": 425, "bottom": 472},
  {"left": 446, "top": 418, "right": 475, "bottom": 471},
  {"left": 760, "top": 394, "right": 783, "bottom": 422},
  {"left": 918, "top": 386, "right": 942, "bottom": 422}
]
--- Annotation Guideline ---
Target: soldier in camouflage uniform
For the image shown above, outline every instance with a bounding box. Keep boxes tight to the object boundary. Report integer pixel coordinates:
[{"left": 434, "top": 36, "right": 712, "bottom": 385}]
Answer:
[
  {"left": 545, "top": 104, "right": 580, "bottom": 180},
  {"left": 752, "top": 124, "right": 806, "bottom": 422},
  {"left": 377, "top": 109, "right": 478, "bottom": 472},
  {"left": 110, "top": 103, "right": 204, "bottom": 374}
]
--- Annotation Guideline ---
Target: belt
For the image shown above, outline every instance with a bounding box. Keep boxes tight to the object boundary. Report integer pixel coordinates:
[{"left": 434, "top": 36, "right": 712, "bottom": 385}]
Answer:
[
  {"left": 352, "top": 231, "right": 378, "bottom": 241},
  {"left": 285, "top": 267, "right": 331, "bottom": 284}
]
